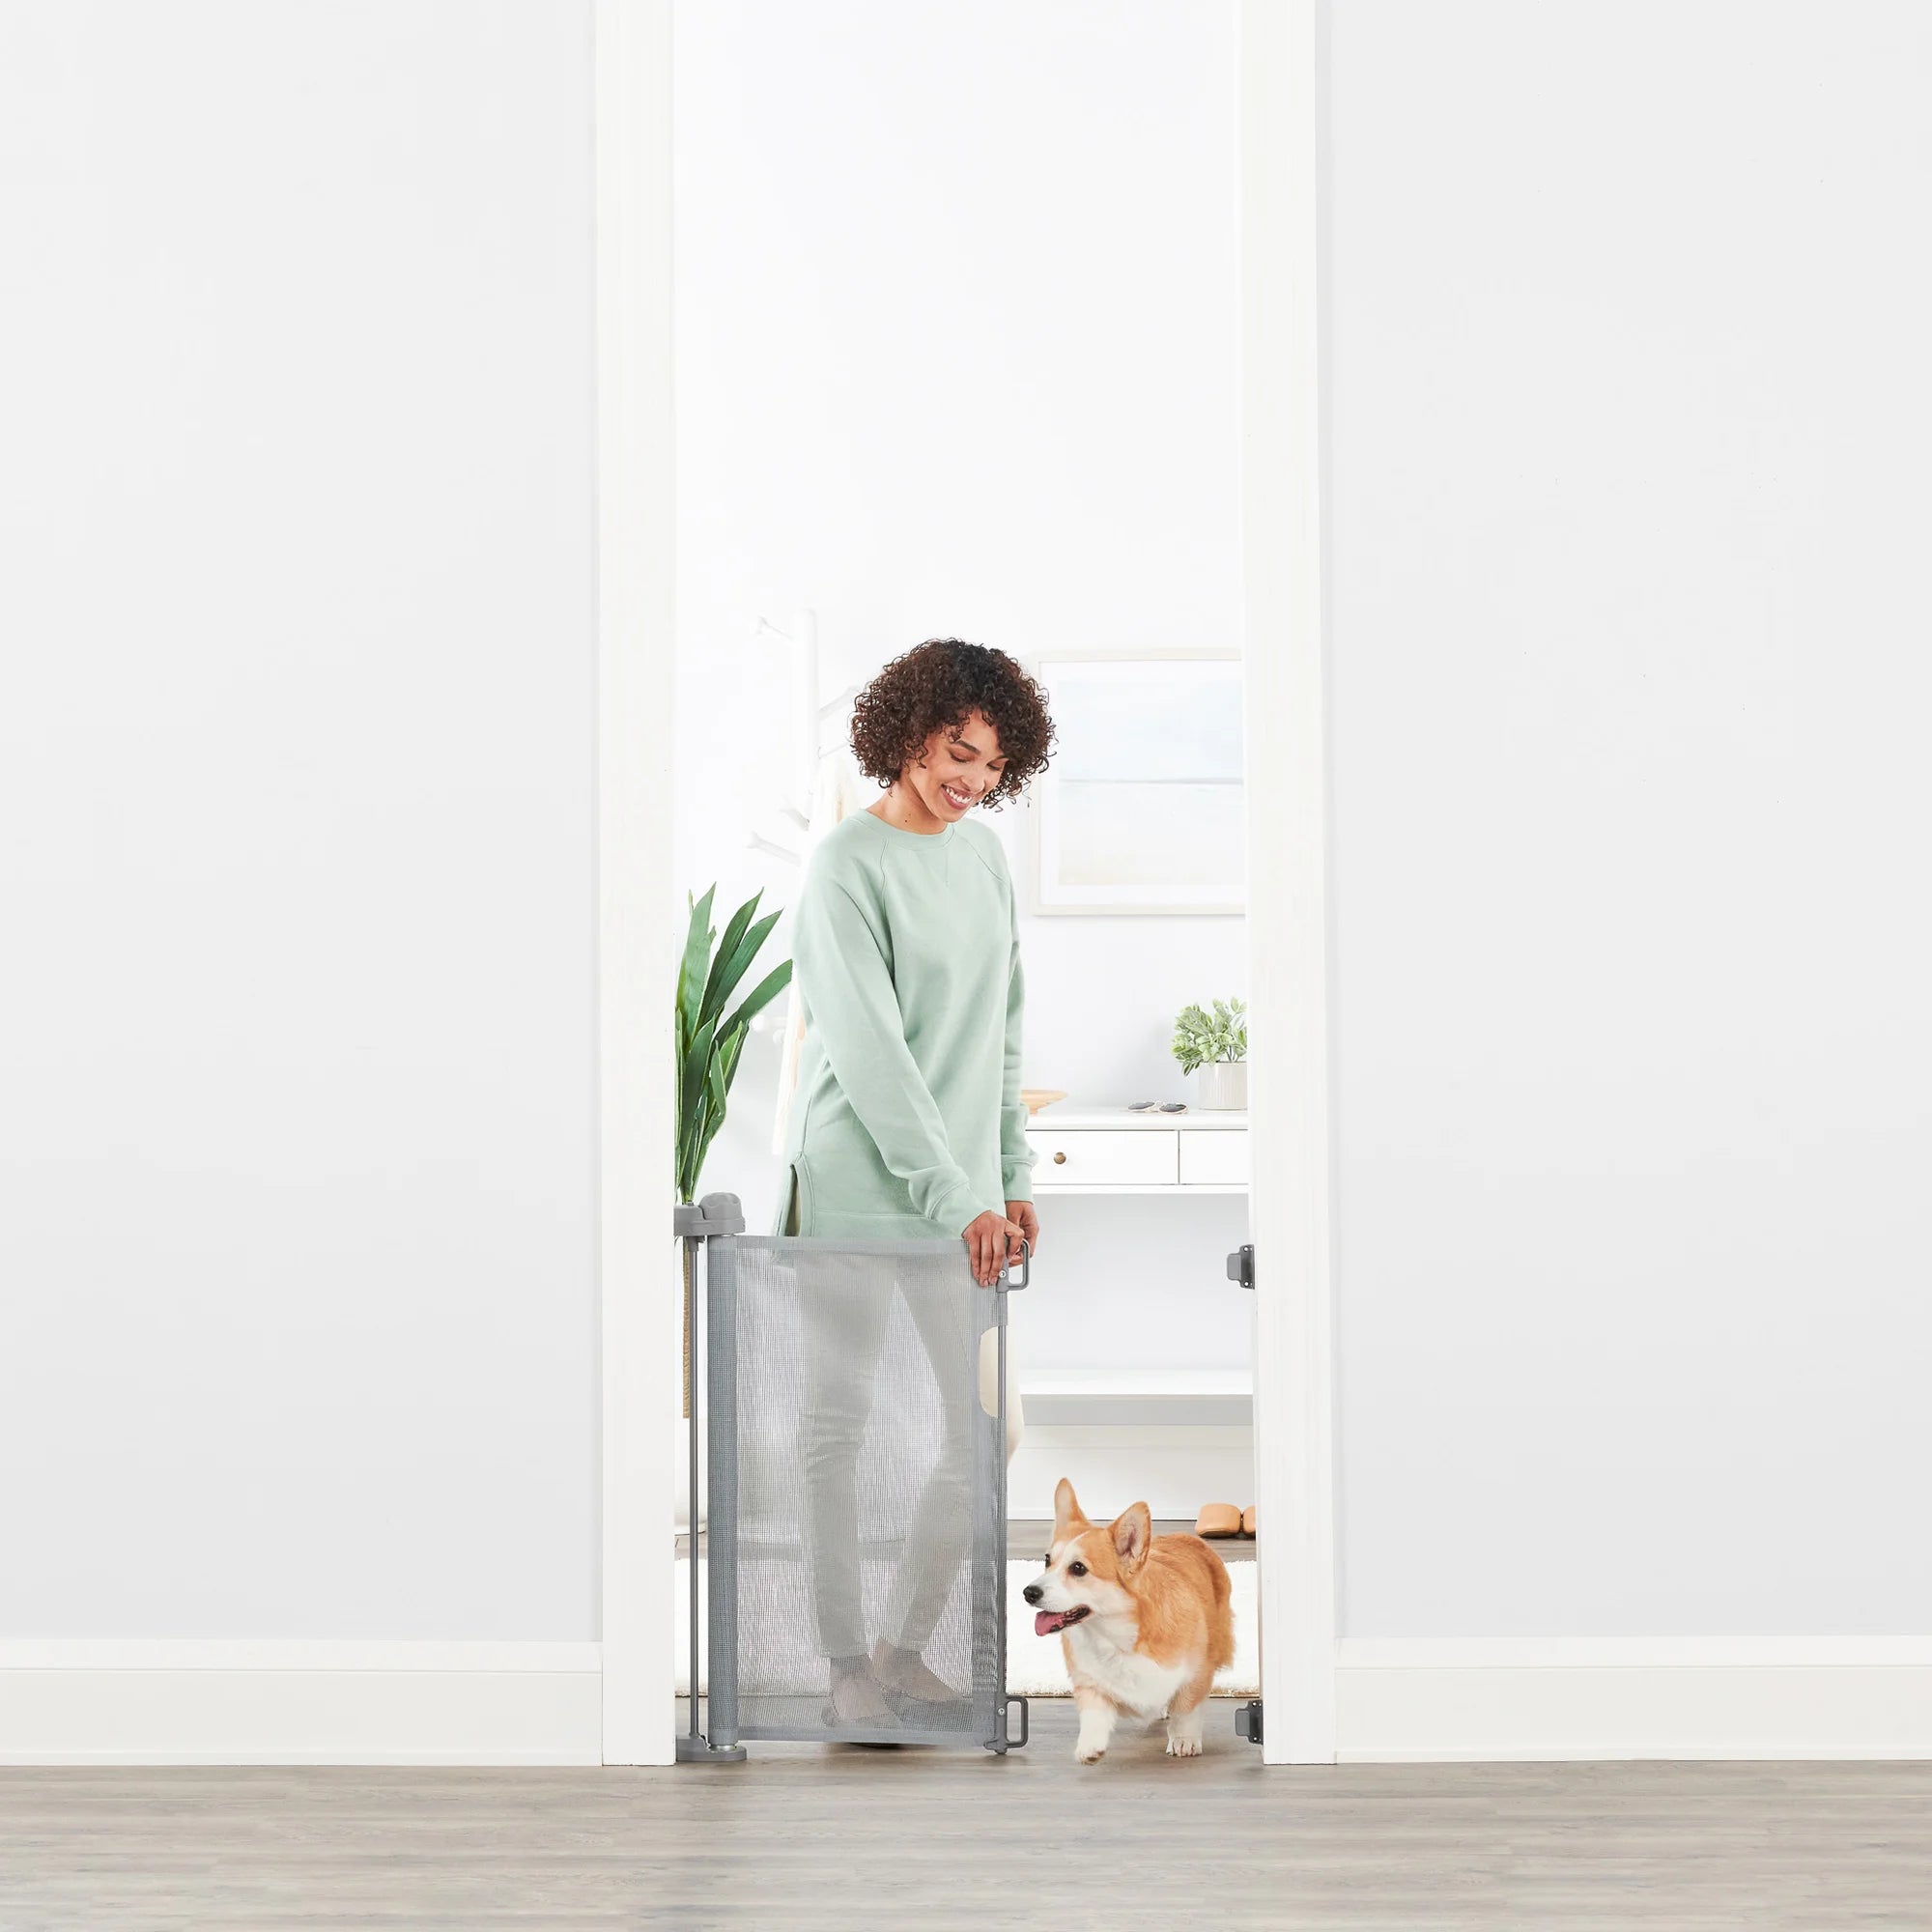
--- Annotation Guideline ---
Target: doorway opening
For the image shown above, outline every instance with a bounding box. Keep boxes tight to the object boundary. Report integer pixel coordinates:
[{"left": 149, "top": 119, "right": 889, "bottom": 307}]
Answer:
[{"left": 638, "top": 0, "right": 1332, "bottom": 1768}]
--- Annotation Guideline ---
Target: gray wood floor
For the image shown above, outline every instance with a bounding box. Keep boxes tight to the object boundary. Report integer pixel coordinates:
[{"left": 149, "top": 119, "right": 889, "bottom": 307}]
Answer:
[{"left": 6, "top": 1705, "right": 1932, "bottom": 1929}]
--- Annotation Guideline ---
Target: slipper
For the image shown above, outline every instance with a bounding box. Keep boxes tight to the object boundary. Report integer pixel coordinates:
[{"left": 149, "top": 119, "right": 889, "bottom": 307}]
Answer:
[
  {"left": 1195, "top": 1503, "right": 1242, "bottom": 1538},
  {"left": 1241, "top": 1506, "right": 1256, "bottom": 1537}
]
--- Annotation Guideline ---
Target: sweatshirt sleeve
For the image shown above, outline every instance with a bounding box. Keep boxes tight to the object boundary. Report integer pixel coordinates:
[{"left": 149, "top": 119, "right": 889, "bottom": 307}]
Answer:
[
  {"left": 790, "top": 863, "right": 990, "bottom": 1236},
  {"left": 1000, "top": 886, "right": 1037, "bottom": 1205}
]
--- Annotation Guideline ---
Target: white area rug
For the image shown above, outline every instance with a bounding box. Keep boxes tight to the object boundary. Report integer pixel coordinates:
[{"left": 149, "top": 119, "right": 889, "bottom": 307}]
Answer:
[{"left": 675, "top": 1557, "right": 1259, "bottom": 1697}]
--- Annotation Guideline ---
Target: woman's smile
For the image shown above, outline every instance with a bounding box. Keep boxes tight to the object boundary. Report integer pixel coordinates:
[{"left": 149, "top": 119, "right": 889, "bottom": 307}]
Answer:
[{"left": 867, "top": 701, "right": 1014, "bottom": 834}]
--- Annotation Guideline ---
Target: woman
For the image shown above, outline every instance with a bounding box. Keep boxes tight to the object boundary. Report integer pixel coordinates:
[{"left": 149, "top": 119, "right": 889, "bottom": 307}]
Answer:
[{"left": 777, "top": 638, "right": 1055, "bottom": 1725}]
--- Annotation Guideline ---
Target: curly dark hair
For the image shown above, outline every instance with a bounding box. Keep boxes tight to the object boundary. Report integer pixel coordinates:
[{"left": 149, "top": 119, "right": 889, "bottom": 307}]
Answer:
[{"left": 848, "top": 638, "right": 1055, "bottom": 810}]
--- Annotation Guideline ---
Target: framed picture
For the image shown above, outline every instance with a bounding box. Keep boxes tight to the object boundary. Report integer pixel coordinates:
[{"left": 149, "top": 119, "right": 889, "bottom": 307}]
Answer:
[{"left": 1024, "top": 648, "right": 1245, "bottom": 916}]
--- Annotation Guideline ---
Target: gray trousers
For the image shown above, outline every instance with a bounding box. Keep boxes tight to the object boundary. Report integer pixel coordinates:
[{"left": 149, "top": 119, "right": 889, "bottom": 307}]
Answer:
[{"left": 795, "top": 1246, "right": 977, "bottom": 1662}]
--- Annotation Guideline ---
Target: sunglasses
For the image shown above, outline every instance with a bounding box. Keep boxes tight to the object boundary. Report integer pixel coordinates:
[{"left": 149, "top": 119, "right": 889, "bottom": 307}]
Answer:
[{"left": 1127, "top": 1100, "right": 1188, "bottom": 1114}]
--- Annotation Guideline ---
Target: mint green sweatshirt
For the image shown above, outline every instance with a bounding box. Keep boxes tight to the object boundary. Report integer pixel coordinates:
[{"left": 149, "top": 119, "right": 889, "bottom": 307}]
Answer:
[{"left": 775, "top": 808, "right": 1037, "bottom": 1239}]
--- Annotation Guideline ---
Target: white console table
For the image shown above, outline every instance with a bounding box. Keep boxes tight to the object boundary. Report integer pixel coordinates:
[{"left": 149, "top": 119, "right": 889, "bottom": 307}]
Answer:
[
  {"left": 1025, "top": 1104, "right": 1249, "bottom": 1195},
  {"left": 1010, "top": 1105, "right": 1253, "bottom": 1519}
]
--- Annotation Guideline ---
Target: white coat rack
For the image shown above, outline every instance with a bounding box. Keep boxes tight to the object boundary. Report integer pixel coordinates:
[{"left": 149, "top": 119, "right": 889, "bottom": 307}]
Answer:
[{"left": 745, "top": 609, "right": 862, "bottom": 868}]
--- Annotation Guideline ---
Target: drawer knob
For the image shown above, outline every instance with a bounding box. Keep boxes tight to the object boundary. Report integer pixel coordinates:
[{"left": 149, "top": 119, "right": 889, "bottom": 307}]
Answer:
[{"left": 1053, "top": 1151, "right": 1067, "bottom": 1165}]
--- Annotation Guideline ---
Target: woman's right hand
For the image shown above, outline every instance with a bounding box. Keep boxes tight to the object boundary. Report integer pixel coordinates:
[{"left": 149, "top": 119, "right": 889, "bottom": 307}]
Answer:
[{"left": 961, "top": 1209, "right": 1026, "bottom": 1288}]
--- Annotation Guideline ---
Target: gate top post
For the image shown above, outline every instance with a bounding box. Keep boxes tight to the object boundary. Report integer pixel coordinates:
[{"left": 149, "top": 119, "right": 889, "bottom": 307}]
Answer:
[{"left": 674, "top": 1191, "right": 746, "bottom": 1239}]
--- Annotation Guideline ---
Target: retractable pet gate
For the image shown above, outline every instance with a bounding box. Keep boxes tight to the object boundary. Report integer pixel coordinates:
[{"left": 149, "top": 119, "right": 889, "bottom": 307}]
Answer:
[{"left": 677, "top": 1192, "right": 1029, "bottom": 1757}]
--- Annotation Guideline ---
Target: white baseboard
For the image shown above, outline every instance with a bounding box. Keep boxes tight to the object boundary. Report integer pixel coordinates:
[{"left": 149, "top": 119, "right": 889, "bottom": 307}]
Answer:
[
  {"left": 1337, "top": 1637, "right": 1932, "bottom": 1761},
  {"left": 0, "top": 1642, "right": 603, "bottom": 1765},
  {"left": 16, "top": 1635, "right": 1932, "bottom": 1765}
]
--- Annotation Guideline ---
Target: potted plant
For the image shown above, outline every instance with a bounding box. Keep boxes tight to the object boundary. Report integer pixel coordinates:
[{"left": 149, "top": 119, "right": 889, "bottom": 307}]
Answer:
[
  {"left": 674, "top": 887, "right": 791, "bottom": 1530},
  {"left": 676, "top": 883, "right": 791, "bottom": 1206},
  {"left": 1172, "top": 995, "right": 1248, "bottom": 1110}
]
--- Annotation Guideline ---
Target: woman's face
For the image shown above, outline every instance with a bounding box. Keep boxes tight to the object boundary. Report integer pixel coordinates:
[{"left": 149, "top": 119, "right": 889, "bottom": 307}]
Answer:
[{"left": 905, "top": 708, "right": 1008, "bottom": 822}]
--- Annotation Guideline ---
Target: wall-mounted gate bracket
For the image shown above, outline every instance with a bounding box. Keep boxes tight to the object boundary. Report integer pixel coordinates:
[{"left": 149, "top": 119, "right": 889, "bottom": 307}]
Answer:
[{"left": 677, "top": 1191, "right": 747, "bottom": 1765}]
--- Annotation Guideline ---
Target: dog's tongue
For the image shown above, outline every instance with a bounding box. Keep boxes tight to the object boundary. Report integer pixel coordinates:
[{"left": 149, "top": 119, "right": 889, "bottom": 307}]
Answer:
[{"left": 1035, "top": 1609, "right": 1073, "bottom": 1636}]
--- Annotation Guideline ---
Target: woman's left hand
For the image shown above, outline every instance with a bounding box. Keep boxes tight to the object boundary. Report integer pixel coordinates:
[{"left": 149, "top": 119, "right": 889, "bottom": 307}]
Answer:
[{"left": 1005, "top": 1200, "right": 1039, "bottom": 1266}]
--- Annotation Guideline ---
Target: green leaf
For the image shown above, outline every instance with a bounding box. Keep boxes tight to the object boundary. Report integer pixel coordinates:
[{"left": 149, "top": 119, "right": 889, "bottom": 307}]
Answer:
[
  {"left": 699, "top": 905, "right": 781, "bottom": 1030},
  {"left": 679, "top": 887, "right": 717, "bottom": 1037},
  {"left": 718, "top": 957, "right": 791, "bottom": 1043},
  {"left": 673, "top": 881, "right": 794, "bottom": 1200},
  {"left": 697, "top": 1048, "right": 733, "bottom": 1174},
  {"left": 698, "top": 891, "right": 762, "bottom": 1025},
  {"left": 678, "top": 1011, "right": 719, "bottom": 1150}
]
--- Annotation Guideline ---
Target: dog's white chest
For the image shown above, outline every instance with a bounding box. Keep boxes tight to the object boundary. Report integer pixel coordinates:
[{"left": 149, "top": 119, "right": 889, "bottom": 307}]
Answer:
[{"left": 1065, "top": 1625, "right": 1189, "bottom": 1717}]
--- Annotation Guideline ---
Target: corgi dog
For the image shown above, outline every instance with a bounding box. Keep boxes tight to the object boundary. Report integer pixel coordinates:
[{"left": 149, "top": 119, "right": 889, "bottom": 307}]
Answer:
[{"left": 1023, "top": 1478, "right": 1235, "bottom": 1763}]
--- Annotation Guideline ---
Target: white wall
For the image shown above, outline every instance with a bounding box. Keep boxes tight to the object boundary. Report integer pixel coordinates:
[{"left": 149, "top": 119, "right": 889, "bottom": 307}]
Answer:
[
  {"left": 1329, "top": 0, "right": 1932, "bottom": 1637},
  {"left": 0, "top": 3, "right": 599, "bottom": 1639},
  {"left": 672, "top": 0, "right": 1255, "bottom": 1404},
  {"left": 8, "top": 0, "right": 1922, "bottom": 1750}
]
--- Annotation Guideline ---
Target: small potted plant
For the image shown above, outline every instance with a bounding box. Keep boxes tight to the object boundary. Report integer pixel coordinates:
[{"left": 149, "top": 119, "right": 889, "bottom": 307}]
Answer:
[{"left": 1172, "top": 996, "right": 1248, "bottom": 1110}]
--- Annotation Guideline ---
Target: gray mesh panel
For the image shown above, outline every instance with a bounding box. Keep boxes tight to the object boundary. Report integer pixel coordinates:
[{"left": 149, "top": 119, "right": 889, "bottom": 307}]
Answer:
[{"left": 706, "top": 1235, "right": 1005, "bottom": 1747}]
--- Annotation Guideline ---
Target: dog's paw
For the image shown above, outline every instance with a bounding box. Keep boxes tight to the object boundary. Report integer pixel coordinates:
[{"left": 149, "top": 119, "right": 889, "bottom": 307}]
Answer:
[
  {"left": 1075, "top": 1744, "right": 1107, "bottom": 1764},
  {"left": 1165, "top": 1735, "right": 1202, "bottom": 1758}
]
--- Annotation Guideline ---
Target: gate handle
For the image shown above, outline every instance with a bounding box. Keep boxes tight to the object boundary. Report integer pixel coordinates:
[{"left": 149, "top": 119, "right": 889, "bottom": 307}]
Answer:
[
  {"left": 1003, "top": 1693, "right": 1031, "bottom": 1749},
  {"left": 999, "top": 1236, "right": 1032, "bottom": 1291}
]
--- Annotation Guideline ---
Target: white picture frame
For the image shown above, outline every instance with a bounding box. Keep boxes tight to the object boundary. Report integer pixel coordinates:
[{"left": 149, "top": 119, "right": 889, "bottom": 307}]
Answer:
[{"left": 1023, "top": 647, "right": 1245, "bottom": 916}]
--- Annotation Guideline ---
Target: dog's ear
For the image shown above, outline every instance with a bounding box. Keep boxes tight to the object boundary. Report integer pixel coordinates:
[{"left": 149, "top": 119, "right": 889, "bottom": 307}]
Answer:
[
  {"left": 1111, "top": 1501, "right": 1151, "bottom": 1573},
  {"left": 1054, "top": 1478, "right": 1088, "bottom": 1536}
]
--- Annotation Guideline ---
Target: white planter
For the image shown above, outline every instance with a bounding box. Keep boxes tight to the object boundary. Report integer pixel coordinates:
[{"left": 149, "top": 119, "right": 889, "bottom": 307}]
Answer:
[{"left": 1195, "top": 1061, "right": 1248, "bottom": 1110}]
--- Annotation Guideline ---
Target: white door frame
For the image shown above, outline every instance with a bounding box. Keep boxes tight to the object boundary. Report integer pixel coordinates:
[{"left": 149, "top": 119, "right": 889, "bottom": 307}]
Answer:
[
  {"left": 1241, "top": 0, "right": 1339, "bottom": 1765},
  {"left": 595, "top": 0, "right": 679, "bottom": 1768},
  {"left": 590, "top": 0, "right": 1336, "bottom": 1770}
]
